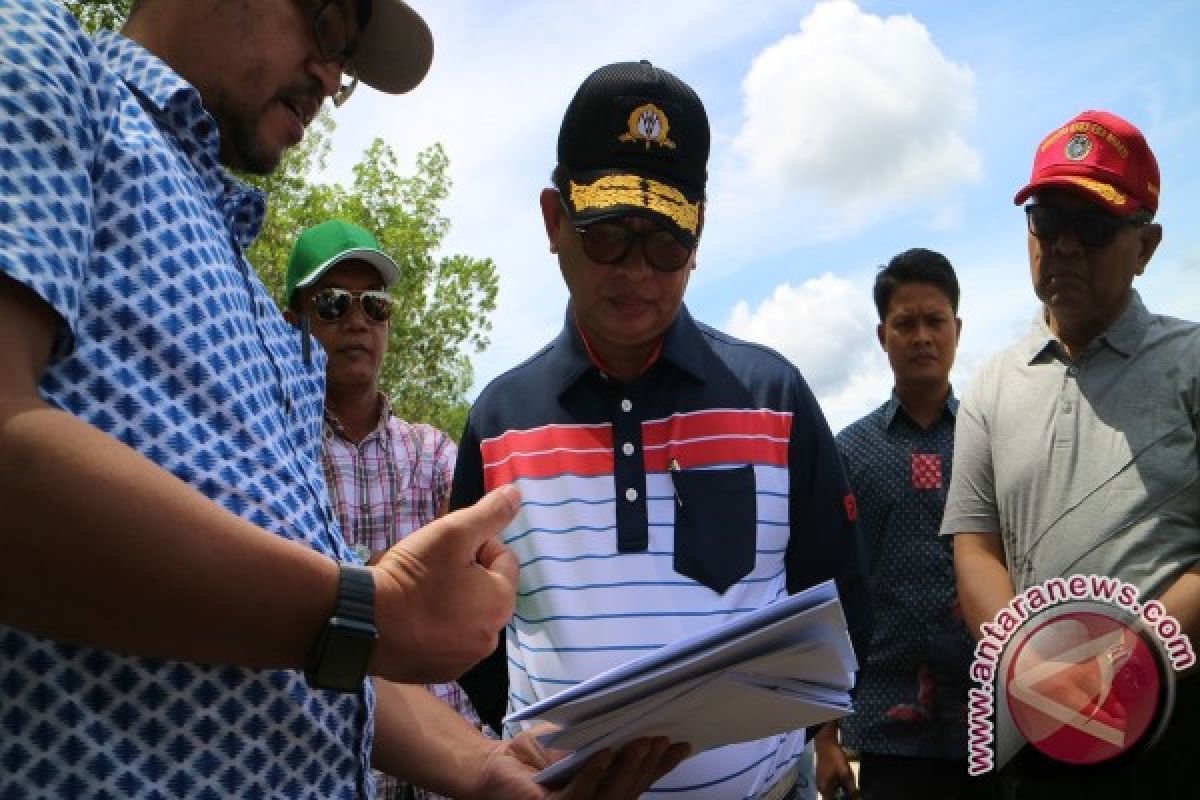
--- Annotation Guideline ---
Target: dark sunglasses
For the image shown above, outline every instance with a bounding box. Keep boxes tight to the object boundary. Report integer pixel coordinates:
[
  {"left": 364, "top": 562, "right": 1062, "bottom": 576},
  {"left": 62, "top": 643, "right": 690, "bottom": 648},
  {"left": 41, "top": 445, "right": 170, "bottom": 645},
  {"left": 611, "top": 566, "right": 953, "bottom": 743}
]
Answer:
[
  {"left": 310, "top": 288, "right": 394, "bottom": 323},
  {"left": 310, "top": 0, "right": 360, "bottom": 105},
  {"left": 1024, "top": 203, "right": 1149, "bottom": 250},
  {"left": 575, "top": 222, "right": 694, "bottom": 272}
]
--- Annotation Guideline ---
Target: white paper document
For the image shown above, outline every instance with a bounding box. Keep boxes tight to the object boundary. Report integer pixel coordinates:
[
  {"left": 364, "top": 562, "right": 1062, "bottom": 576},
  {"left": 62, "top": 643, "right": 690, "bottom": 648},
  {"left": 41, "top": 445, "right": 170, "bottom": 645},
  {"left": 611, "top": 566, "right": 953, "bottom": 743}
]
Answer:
[{"left": 503, "top": 580, "right": 858, "bottom": 785}]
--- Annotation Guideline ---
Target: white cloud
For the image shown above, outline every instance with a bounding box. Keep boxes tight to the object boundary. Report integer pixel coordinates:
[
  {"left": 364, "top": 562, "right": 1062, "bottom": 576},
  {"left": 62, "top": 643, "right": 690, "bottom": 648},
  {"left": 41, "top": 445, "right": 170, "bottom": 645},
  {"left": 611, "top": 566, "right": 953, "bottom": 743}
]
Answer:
[
  {"left": 725, "top": 272, "right": 888, "bottom": 428},
  {"left": 732, "top": 0, "right": 980, "bottom": 214}
]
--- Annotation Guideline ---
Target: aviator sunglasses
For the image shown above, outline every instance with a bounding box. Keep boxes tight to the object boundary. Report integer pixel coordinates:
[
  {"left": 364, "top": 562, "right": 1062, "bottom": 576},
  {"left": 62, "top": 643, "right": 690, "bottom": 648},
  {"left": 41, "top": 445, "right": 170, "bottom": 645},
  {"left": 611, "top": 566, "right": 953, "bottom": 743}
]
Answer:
[
  {"left": 1024, "top": 203, "right": 1150, "bottom": 250},
  {"left": 310, "top": 288, "right": 394, "bottom": 323},
  {"left": 575, "top": 221, "right": 695, "bottom": 272}
]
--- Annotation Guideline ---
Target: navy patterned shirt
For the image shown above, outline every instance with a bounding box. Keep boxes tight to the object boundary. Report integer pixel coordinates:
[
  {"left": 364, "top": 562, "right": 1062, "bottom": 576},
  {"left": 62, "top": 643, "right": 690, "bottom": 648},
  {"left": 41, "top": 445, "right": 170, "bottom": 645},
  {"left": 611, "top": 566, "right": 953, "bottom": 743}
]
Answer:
[
  {"left": 0, "top": 3, "right": 371, "bottom": 797},
  {"left": 835, "top": 392, "right": 974, "bottom": 758}
]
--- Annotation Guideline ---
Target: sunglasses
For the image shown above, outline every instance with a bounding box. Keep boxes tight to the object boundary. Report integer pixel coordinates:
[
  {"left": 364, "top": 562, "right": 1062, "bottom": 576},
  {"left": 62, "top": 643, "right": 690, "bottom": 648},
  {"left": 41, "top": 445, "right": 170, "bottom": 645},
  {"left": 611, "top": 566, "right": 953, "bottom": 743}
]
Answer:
[
  {"left": 310, "top": 288, "right": 394, "bottom": 323},
  {"left": 575, "top": 222, "right": 694, "bottom": 272},
  {"left": 1024, "top": 203, "right": 1149, "bottom": 250},
  {"left": 310, "top": 0, "right": 360, "bottom": 106}
]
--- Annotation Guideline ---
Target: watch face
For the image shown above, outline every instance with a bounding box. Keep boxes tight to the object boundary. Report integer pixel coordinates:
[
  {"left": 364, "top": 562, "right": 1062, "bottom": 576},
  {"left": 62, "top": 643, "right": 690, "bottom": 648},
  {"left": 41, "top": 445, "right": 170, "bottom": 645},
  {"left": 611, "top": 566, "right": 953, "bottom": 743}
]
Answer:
[{"left": 311, "top": 618, "right": 378, "bottom": 692}]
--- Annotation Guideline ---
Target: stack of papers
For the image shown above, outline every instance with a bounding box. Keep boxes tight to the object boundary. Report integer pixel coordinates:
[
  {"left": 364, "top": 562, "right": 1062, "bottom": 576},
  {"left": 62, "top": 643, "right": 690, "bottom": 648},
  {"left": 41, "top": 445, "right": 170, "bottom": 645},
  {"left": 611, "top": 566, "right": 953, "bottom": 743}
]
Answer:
[{"left": 505, "top": 580, "right": 858, "bottom": 784}]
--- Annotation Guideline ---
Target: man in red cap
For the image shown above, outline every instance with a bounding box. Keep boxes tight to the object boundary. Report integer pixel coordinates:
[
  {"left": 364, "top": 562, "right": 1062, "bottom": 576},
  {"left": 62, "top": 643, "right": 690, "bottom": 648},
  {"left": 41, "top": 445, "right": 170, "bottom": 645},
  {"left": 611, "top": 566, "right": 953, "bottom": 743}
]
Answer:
[{"left": 942, "top": 110, "right": 1200, "bottom": 796}]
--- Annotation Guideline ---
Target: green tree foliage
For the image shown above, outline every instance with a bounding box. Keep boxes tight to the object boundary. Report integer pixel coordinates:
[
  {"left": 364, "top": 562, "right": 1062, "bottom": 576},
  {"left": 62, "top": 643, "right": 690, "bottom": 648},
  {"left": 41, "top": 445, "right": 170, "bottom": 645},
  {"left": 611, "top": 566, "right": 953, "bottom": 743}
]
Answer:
[
  {"left": 64, "top": 0, "right": 131, "bottom": 32},
  {"left": 64, "top": 1, "right": 497, "bottom": 436}
]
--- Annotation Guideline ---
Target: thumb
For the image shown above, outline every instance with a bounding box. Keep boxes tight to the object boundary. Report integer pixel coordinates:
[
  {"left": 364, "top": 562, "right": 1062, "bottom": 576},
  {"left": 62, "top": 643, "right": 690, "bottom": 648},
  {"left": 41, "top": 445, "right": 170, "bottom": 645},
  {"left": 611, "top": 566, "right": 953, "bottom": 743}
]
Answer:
[{"left": 451, "top": 483, "right": 522, "bottom": 556}]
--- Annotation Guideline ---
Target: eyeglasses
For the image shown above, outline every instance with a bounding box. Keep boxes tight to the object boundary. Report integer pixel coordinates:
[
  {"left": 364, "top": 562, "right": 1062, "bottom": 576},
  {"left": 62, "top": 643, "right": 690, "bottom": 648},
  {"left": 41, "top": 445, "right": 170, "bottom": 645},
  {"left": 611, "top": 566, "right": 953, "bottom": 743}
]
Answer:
[
  {"left": 310, "top": 288, "right": 394, "bottom": 323},
  {"left": 310, "top": 0, "right": 360, "bottom": 106},
  {"left": 1024, "top": 203, "right": 1149, "bottom": 250},
  {"left": 574, "top": 222, "right": 695, "bottom": 272}
]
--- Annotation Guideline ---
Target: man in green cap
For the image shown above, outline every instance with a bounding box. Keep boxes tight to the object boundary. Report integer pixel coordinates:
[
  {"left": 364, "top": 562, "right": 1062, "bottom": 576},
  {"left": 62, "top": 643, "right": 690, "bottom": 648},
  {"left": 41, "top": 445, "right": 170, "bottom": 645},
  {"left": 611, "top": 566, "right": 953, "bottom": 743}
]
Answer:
[{"left": 285, "top": 219, "right": 482, "bottom": 800}]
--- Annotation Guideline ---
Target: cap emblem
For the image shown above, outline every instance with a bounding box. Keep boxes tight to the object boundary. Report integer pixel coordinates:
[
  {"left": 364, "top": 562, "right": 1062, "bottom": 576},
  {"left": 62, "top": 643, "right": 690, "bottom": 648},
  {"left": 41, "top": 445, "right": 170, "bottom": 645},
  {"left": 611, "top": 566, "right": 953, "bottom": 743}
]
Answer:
[
  {"left": 1065, "top": 133, "right": 1093, "bottom": 161},
  {"left": 618, "top": 103, "right": 676, "bottom": 150}
]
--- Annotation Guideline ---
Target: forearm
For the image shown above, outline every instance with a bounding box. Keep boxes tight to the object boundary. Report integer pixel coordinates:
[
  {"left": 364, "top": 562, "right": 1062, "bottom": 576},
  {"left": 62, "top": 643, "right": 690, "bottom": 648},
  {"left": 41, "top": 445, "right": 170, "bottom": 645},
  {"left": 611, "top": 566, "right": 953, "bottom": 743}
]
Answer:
[
  {"left": 1158, "top": 564, "right": 1200, "bottom": 658},
  {"left": 371, "top": 678, "right": 493, "bottom": 797},
  {"left": 953, "top": 532, "right": 1015, "bottom": 639},
  {"left": 0, "top": 397, "right": 337, "bottom": 668}
]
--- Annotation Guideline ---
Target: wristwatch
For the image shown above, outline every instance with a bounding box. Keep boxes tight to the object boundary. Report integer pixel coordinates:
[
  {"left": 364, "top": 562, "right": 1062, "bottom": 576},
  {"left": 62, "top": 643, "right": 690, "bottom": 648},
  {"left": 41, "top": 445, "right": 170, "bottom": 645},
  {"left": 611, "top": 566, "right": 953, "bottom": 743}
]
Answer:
[{"left": 305, "top": 564, "right": 378, "bottom": 692}]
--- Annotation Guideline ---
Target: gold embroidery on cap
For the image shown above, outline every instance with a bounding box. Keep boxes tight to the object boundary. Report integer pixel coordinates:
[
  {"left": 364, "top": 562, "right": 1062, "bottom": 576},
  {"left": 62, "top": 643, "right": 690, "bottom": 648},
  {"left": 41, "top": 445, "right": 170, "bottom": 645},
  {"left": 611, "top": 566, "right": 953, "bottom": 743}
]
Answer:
[
  {"left": 1065, "top": 176, "right": 1127, "bottom": 206},
  {"left": 618, "top": 104, "right": 677, "bottom": 150},
  {"left": 569, "top": 175, "right": 700, "bottom": 235}
]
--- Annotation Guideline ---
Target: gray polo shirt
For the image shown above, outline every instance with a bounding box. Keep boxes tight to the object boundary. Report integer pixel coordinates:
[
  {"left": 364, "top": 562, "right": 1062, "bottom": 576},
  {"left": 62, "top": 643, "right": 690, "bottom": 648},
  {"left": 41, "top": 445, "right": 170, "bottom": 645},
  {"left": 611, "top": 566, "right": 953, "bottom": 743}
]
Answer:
[{"left": 941, "top": 291, "right": 1200, "bottom": 599}]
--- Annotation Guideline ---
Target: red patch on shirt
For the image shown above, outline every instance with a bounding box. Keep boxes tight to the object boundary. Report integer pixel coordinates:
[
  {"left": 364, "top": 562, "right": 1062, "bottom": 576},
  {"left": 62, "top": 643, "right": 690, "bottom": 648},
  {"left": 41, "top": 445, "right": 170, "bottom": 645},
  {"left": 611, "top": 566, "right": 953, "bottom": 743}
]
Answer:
[
  {"left": 911, "top": 453, "right": 942, "bottom": 489},
  {"left": 843, "top": 492, "right": 858, "bottom": 522}
]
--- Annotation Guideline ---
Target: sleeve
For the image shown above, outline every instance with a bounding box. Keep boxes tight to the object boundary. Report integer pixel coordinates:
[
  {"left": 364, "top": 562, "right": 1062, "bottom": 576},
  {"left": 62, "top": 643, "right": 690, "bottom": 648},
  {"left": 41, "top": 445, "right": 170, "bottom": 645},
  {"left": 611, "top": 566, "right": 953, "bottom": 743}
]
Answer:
[
  {"left": 940, "top": 379, "right": 1001, "bottom": 537},
  {"left": 835, "top": 426, "right": 884, "bottom": 569},
  {"left": 448, "top": 416, "right": 484, "bottom": 513},
  {"left": 785, "top": 378, "right": 873, "bottom": 663},
  {"left": 0, "top": 3, "right": 99, "bottom": 356},
  {"left": 448, "top": 413, "right": 509, "bottom": 733}
]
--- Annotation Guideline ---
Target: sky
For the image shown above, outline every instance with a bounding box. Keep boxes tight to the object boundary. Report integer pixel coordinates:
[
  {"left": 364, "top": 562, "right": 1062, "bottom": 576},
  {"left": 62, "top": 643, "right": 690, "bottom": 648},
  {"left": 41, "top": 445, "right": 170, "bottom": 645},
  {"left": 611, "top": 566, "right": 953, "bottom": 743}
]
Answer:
[{"left": 325, "top": 0, "right": 1200, "bottom": 432}]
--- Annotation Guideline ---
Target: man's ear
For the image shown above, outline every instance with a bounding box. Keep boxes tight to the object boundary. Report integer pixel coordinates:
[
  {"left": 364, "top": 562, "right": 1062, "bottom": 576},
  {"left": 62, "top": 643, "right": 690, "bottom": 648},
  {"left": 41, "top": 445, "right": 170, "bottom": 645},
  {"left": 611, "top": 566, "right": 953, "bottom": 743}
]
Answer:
[
  {"left": 540, "top": 188, "right": 565, "bottom": 253},
  {"left": 876, "top": 322, "right": 886, "bottom": 350},
  {"left": 1135, "top": 223, "right": 1163, "bottom": 276}
]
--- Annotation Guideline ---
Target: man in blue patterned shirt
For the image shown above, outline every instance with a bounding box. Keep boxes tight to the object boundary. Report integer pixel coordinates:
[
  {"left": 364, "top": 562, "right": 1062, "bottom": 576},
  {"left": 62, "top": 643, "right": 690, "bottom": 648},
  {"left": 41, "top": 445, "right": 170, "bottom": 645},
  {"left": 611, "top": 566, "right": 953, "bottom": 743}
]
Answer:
[
  {"left": 0, "top": 2, "right": 683, "bottom": 798},
  {"left": 815, "top": 250, "right": 983, "bottom": 799}
]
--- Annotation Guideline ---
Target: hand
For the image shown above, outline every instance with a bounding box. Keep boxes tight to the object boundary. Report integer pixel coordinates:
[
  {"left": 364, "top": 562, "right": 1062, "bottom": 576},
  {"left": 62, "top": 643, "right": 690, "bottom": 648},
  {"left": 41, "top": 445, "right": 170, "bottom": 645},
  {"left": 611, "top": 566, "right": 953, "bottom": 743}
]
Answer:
[
  {"left": 470, "top": 727, "right": 692, "bottom": 800},
  {"left": 814, "top": 725, "right": 858, "bottom": 800},
  {"left": 369, "top": 484, "right": 521, "bottom": 683}
]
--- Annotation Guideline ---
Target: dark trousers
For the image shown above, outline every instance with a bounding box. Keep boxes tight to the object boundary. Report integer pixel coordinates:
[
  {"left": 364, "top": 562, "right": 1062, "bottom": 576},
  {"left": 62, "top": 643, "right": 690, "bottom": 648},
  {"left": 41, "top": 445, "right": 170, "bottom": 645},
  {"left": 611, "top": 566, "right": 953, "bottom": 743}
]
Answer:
[
  {"left": 859, "top": 753, "right": 995, "bottom": 800},
  {"left": 996, "top": 675, "right": 1200, "bottom": 799}
]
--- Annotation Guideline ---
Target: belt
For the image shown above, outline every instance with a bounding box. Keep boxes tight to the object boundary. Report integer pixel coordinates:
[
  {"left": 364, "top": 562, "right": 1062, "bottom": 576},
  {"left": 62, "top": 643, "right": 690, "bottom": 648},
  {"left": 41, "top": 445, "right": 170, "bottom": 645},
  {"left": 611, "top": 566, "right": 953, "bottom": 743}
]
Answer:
[{"left": 760, "top": 764, "right": 801, "bottom": 800}]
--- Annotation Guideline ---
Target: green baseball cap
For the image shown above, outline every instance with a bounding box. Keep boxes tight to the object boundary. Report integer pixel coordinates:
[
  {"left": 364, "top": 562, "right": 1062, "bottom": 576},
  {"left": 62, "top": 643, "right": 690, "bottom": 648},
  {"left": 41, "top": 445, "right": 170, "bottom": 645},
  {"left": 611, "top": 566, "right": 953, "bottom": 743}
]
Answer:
[{"left": 284, "top": 220, "right": 401, "bottom": 306}]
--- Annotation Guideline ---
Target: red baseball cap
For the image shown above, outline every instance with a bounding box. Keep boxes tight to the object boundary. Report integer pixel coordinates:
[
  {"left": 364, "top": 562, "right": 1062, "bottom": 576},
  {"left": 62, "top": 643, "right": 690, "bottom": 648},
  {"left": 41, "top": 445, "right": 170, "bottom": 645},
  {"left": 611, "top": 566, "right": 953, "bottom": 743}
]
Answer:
[{"left": 1013, "top": 110, "right": 1160, "bottom": 215}]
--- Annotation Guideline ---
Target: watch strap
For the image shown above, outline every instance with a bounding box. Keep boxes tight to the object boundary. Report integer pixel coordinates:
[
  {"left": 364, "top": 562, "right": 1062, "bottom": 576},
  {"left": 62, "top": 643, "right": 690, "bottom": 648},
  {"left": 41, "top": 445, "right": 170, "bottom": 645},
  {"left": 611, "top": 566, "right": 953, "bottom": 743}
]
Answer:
[{"left": 334, "top": 564, "right": 375, "bottom": 625}]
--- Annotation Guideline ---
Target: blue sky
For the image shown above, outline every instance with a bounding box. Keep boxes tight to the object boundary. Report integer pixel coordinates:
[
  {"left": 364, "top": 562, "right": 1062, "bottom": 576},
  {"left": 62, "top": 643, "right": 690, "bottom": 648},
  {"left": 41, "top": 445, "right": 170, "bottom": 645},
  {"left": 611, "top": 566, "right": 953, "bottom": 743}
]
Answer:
[{"left": 328, "top": 0, "right": 1199, "bottom": 431}]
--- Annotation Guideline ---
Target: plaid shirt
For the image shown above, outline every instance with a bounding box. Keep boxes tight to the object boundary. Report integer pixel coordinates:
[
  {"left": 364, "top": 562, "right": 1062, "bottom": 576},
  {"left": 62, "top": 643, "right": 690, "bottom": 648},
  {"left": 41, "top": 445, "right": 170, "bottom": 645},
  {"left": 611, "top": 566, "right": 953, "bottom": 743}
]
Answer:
[{"left": 323, "top": 397, "right": 481, "bottom": 800}]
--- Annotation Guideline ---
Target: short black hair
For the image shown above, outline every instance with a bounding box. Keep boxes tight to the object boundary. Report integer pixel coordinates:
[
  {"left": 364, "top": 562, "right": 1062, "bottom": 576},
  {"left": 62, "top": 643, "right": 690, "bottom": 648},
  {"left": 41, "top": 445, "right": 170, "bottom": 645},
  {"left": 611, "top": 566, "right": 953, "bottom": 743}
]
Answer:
[{"left": 873, "top": 247, "right": 960, "bottom": 321}]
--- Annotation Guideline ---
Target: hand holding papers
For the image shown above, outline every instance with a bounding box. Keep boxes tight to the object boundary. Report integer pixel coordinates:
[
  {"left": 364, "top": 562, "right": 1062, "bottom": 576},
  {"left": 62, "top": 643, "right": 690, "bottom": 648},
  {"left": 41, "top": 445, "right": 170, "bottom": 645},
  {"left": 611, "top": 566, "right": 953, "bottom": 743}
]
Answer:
[{"left": 505, "top": 580, "right": 858, "bottom": 785}]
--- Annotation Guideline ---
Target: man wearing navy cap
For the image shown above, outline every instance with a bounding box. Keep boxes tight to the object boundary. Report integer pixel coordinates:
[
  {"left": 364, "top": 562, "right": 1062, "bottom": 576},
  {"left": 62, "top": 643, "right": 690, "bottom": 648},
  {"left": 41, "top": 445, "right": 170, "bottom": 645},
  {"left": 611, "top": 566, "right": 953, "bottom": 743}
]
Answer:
[
  {"left": 452, "top": 60, "right": 871, "bottom": 800},
  {"left": 943, "top": 110, "right": 1200, "bottom": 797}
]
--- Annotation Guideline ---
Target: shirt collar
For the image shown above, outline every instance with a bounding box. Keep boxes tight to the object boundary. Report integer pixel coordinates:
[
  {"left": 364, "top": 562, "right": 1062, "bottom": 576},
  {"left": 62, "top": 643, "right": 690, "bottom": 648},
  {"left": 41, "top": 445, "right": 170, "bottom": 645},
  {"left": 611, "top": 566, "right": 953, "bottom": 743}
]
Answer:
[
  {"left": 324, "top": 393, "right": 392, "bottom": 442},
  {"left": 882, "top": 387, "right": 958, "bottom": 429},
  {"left": 1023, "top": 289, "right": 1149, "bottom": 363},
  {"left": 94, "top": 31, "right": 267, "bottom": 247},
  {"left": 547, "top": 304, "right": 706, "bottom": 399}
]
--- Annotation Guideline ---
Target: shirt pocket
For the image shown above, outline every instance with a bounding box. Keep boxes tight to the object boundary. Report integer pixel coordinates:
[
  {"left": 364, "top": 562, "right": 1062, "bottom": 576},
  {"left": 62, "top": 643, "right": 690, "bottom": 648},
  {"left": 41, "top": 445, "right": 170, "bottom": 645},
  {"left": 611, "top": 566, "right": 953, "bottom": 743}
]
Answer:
[{"left": 671, "top": 465, "right": 757, "bottom": 594}]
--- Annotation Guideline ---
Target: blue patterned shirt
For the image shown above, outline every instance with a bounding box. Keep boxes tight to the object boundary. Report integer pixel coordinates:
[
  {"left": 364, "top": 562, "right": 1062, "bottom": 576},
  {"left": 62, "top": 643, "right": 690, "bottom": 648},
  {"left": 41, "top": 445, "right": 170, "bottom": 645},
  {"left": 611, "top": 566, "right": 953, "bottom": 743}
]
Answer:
[
  {"left": 835, "top": 392, "right": 974, "bottom": 759},
  {"left": 0, "top": 3, "right": 372, "bottom": 797}
]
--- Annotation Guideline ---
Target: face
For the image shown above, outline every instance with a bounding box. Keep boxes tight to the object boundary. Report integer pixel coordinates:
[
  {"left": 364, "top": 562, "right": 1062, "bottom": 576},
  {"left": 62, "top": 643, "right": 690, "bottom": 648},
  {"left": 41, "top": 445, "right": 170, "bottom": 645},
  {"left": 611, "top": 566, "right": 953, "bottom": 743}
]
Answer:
[
  {"left": 1027, "top": 189, "right": 1161, "bottom": 346},
  {"left": 299, "top": 260, "right": 389, "bottom": 395},
  {"left": 182, "top": 0, "right": 355, "bottom": 173},
  {"left": 877, "top": 282, "right": 961, "bottom": 393},
  {"left": 540, "top": 189, "right": 694, "bottom": 373}
]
